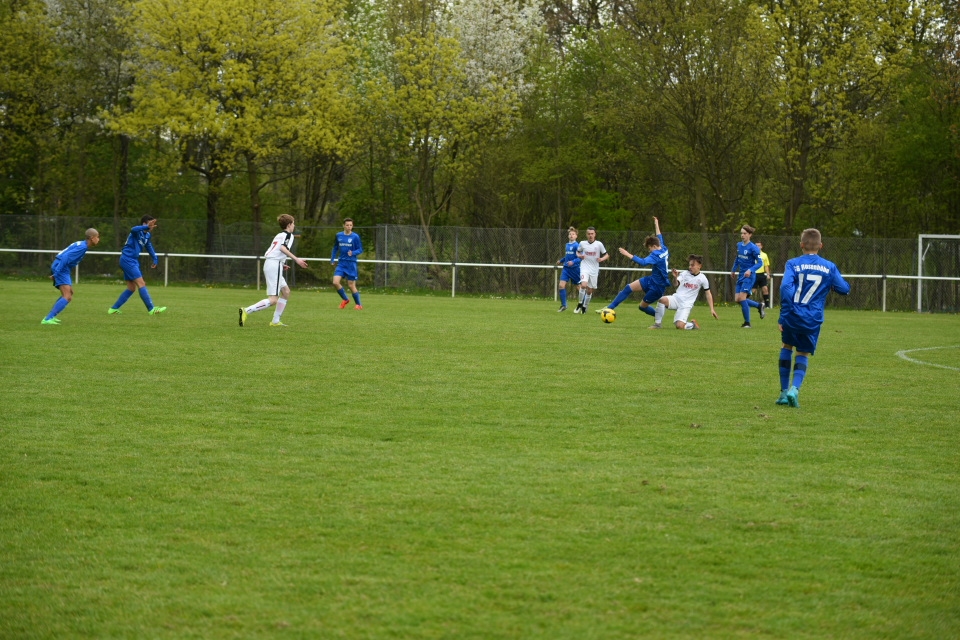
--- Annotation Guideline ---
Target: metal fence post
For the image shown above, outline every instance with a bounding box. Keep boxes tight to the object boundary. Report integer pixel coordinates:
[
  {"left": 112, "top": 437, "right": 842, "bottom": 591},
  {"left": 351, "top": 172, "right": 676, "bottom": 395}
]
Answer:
[
  {"left": 256, "top": 257, "right": 261, "bottom": 290},
  {"left": 75, "top": 264, "right": 79, "bottom": 284},
  {"left": 164, "top": 253, "right": 169, "bottom": 287},
  {"left": 452, "top": 263, "right": 457, "bottom": 298},
  {"left": 882, "top": 274, "right": 887, "bottom": 312},
  {"left": 554, "top": 266, "right": 559, "bottom": 301}
]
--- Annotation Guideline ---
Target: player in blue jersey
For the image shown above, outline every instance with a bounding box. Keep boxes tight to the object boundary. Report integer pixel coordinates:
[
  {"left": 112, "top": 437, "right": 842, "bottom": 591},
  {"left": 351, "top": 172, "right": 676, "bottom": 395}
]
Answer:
[
  {"left": 776, "top": 228, "right": 850, "bottom": 408},
  {"left": 41, "top": 229, "right": 100, "bottom": 325},
  {"left": 555, "top": 226, "right": 580, "bottom": 311},
  {"left": 730, "top": 224, "right": 765, "bottom": 327},
  {"left": 601, "top": 217, "right": 670, "bottom": 320},
  {"left": 331, "top": 218, "right": 364, "bottom": 309},
  {"left": 108, "top": 215, "right": 166, "bottom": 315}
]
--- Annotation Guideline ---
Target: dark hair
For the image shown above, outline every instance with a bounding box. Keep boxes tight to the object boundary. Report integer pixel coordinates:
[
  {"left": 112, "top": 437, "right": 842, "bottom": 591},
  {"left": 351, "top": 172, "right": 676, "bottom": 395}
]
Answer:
[
  {"left": 801, "top": 228, "right": 822, "bottom": 249},
  {"left": 687, "top": 254, "right": 703, "bottom": 264},
  {"left": 587, "top": 226, "right": 596, "bottom": 231},
  {"left": 741, "top": 224, "right": 755, "bottom": 235},
  {"left": 140, "top": 215, "right": 156, "bottom": 225},
  {"left": 644, "top": 235, "right": 660, "bottom": 249},
  {"left": 277, "top": 214, "right": 295, "bottom": 229},
  {"left": 343, "top": 218, "right": 354, "bottom": 224}
]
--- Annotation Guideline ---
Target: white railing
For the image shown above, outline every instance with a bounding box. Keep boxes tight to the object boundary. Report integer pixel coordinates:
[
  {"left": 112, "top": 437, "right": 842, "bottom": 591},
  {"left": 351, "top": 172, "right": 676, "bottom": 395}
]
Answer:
[{"left": 2, "top": 248, "right": 958, "bottom": 312}]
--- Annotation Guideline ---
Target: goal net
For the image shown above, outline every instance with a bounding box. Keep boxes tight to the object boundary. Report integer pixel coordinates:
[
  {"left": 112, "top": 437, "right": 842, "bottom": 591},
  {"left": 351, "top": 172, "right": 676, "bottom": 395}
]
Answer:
[{"left": 918, "top": 235, "right": 960, "bottom": 313}]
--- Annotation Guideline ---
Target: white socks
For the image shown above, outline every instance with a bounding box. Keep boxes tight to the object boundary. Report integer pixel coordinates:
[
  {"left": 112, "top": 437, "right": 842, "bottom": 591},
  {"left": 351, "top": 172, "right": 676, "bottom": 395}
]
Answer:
[
  {"left": 272, "top": 298, "right": 287, "bottom": 323},
  {"left": 655, "top": 303, "right": 666, "bottom": 325},
  {"left": 684, "top": 322, "right": 695, "bottom": 330},
  {"left": 246, "top": 299, "right": 272, "bottom": 314}
]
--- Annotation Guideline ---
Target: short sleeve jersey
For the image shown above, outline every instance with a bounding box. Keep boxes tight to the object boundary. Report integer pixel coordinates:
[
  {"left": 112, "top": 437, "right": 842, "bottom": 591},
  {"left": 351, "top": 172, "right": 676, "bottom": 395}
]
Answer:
[
  {"left": 577, "top": 240, "right": 607, "bottom": 272},
  {"left": 264, "top": 231, "right": 294, "bottom": 260},
  {"left": 52, "top": 240, "right": 89, "bottom": 272},
  {"left": 779, "top": 254, "right": 850, "bottom": 331},
  {"left": 673, "top": 270, "right": 710, "bottom": 308}
]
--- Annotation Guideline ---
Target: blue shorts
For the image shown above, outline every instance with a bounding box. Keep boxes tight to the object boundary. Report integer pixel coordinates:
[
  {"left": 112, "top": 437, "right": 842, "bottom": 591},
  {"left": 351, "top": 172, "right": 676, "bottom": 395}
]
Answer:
[
  {"left": 120, "top": 258, "right": 144, "bottom": 281},
  {"left": 560, "top": 266, "right": 580, "bottom": 284},
  {"left": 639, "top": 276, "right": 666, "bottom": 304},
  {"left": 736, "top": 273, "right": 756, "bottom": 294},
  {"left": 781, "top": 325, "right": 821, "bottom": 355},
  {"left": 51, "top": 268, "right": 72, "bottom": 288},
  {"left": 334, "top": 263, "right": 358, "bottom": 281}
]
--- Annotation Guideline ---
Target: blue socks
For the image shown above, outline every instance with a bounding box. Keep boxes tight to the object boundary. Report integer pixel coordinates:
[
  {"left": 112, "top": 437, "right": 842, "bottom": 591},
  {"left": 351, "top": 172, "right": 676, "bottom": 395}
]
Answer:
[
  {"left": 746, "top": 299, "right": 761, "bottom": 308},
  {"left": 793, "top": 355, "right": 808, "bottom": 389},
  {"left": 640, "top": 305, "right": 655, "bottom": 317},
  {"left": 740, "top": 300, "right": 751, "bottom": 323},
  {"left": 138, "top": 286, "right": 154, "bottom": 310},
  {"left": 559, "top": 289, "right": 567, "bottom": 307},
  {"left": 779, "top": 348, "right": 792, "bottom": 390},
  {"left": 45, "top": 297, "right": 70, "bottom": 320},
  {"left": 608, "top": 285, "right": 632, "bottom": 310},
  {"left": 112, "top": 289, "right": 134, "bottom": 309},
  {"left": 337, "top": 288, "right": 349, "bottom": 301},
  {"left": 352, "top": 291, "right": 361, "bottom": 305}
]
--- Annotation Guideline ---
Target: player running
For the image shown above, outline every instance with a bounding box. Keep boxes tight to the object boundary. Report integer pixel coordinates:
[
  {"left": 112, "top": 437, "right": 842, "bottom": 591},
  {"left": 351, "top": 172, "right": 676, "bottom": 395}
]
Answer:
[
  {"left": 239, "top": 214, "right": 309, "bottom": 327},
  {"left": 776, "top": 228, "right": 850, "bottom": 408},
  {"left": 730, "top": 224, "right": 765, "bottom": 327},
  {"left": 556, "top": 226, "right": 581, "bottom": 312},
  {"left": 574, "top": 227, "right": 608, "bottom": 314},
  {"left": 331, "top": 218, "right": 364, "bottom": 310}
]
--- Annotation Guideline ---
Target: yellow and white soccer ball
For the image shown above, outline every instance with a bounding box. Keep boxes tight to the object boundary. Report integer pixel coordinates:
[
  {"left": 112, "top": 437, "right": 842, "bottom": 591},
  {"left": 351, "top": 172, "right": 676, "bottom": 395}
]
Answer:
[{"left": 600, "top": 308, "right": 616, "bottom": 323}]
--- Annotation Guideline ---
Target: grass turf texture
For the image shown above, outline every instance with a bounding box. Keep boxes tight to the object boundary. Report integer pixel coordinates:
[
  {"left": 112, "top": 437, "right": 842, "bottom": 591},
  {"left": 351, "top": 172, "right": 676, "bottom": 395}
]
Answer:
[{"left": 1, "top": 280, "right": 959, "bottom": 638}]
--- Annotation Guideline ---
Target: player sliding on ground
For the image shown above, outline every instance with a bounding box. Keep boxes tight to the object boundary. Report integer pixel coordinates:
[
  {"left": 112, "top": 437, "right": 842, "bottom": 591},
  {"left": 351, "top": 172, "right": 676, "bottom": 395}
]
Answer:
[
  {"left": 239, "top": 214, "right": 309, "bottom": 327},
  {"left": 600, "top": 217, "right": 669, "bottom": 320},
  {"left": 776, "top": 228, "right": 850, "bottom": 408},
  {"left": 650, "top": 254, "right": 718, "bottom": 330}
]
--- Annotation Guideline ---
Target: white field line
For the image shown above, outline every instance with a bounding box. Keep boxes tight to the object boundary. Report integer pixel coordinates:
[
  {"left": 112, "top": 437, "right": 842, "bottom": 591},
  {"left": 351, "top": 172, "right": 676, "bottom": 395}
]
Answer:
[{"left": 895, "top": 346, "right": 960, "bottom": 372}]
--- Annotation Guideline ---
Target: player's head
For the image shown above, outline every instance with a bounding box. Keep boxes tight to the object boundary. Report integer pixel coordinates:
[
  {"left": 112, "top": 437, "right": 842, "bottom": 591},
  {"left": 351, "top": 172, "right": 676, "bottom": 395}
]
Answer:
[
  {"left": 278, "top": 214, "right": 295, "bottom": 230},
  {"left": 586, "top": 226, "right": 596, "bottom": 241},
  {"left": 687, "top": 254, "right": 703, "bottom": 275},
  {"left": 800, "top": 228, "right": 822, "bottom": 252},
  {"left": 343, "top": 218, "right": 354, "bottom": 233},
  {"left": 755, "top": 241, "right": 763, "bottom": 250},
  {"left": 740, "top": 224, "right": 755, "bottom": 241},
  {"left": 644, "top": 235, "right": 661, "bottom": 250},
  {"left": 568, "top": 226, "right": 578, "bottom": 241},
  {"left": 85, "top": 228, "right": 100, "bottom": 246}
]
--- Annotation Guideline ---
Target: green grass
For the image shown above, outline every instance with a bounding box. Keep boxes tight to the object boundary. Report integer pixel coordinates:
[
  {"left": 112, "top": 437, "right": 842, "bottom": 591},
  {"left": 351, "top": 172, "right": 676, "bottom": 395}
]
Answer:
[{"left": 1, "top": 280, "right": 959, "bottom": 638}]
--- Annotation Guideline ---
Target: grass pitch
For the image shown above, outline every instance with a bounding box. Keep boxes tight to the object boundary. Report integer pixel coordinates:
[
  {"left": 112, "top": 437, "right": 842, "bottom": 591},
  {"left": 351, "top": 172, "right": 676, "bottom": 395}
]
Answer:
[{"left": 1, "top": 280, "right": 959, "bottom": 638}]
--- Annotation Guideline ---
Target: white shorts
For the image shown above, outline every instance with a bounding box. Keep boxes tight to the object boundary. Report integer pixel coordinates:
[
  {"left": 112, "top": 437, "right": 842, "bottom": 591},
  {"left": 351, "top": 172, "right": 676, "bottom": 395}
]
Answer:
[
  {"left": 663, "top": 296, "right": 694, "bottom": 324},
  {"left": 579, "top": 269, "right": 599, "bottom": 289},
  {"left": 264, "top": 260, "right": 288, "bottom": 296}
]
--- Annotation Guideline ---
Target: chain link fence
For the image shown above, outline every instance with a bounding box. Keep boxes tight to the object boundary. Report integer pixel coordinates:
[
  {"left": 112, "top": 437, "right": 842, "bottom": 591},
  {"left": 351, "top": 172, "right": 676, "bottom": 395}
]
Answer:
[{"left": 2, "top": 216, "right": 957, "bottom": 311}]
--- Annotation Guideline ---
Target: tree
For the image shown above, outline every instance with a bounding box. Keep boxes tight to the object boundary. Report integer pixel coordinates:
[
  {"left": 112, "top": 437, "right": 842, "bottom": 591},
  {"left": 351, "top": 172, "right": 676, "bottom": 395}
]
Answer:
[{"left": 111, "top": 0, "right": 353, "bottom": 257}]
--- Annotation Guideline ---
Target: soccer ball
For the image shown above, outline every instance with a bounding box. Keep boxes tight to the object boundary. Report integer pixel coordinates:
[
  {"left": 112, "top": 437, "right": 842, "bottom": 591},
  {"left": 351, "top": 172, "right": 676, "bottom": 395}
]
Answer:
[{"left": 600, "top": 308, "right": 616, "bottom": 323}]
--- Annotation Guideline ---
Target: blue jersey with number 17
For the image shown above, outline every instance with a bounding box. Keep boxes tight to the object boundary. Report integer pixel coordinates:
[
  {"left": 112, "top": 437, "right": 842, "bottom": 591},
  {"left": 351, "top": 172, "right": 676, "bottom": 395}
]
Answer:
[{"left": 779, "top": 254, "right": 850, "bottom": 331}]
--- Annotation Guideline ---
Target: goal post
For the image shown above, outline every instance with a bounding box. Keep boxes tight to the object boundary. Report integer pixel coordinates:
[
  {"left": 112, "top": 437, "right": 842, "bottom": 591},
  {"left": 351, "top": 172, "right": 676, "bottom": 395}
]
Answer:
[{"left": 918, "top": 234, "right": 960, "bottom": 313}]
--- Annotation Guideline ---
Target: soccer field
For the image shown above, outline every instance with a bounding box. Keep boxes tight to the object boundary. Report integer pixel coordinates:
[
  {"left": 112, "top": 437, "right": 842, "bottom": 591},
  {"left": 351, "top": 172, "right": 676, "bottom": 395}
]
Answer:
[{"left": 2, "top": 280, "right": 959, "bottom": 638}]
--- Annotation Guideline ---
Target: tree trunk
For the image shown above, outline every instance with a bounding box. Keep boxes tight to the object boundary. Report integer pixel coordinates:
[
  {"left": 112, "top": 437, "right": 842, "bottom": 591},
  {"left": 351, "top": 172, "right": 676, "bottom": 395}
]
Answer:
[
  {"left": 112, "top": 134, "right": 130, "bottom": 250},
  {"left": 205, "top": 171, "right": 223, "bottom": 280},
  {"left": 245, "top": 153, "right": 262, "bottom": 253}
]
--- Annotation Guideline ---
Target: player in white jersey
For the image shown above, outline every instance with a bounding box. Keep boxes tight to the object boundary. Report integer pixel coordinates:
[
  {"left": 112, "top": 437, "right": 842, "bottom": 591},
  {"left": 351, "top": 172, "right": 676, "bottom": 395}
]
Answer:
[
  {"left": 650, "top": 254, "right": 718, "bottom": 330},
  {"left": 239, "top": 214, "right": 309, "bottom": 327},
  {"left": 574, "top": 226, "right": 608, "bottom": 314}
]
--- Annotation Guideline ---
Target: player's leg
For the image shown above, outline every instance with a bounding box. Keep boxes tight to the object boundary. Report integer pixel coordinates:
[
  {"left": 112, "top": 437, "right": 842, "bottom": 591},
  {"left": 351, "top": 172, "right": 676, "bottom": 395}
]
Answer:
[
  {"left": 575, "top": 277, "right": 588, "bottom": 313},
  {"left": 558, "top": 279, "right": 568, "bottom": 311},
  {"left": 348, "top": 278, "right": 362, "bottom": 308},
  {"left": 271, "top": 289, "right": 289, "bottom": 325},
  {"left": 786, "top": 330, "right": 818, "bottom": 407},
  {"left": 43, "top": 283, "right": 73, "bottom": 323},
  {"left": 673, "top": 301, "right": 697, "bottom": 330},
  {"left": 777, "top": 341, "right": 794, "bottom": 405},
  {"left": 581, "top": 273, "right": 598, "bottom": 313},
  {"left": 333, "top": 272, "right": 349, "bottom": 308},
  {"left": 132, "top": 276, "right": 163, "bottom": 313},
  {"left": 607, "top": 279, "right": 641, "bottom": 310},
  {"left": 653, "top": 295, "right": 669, "bottom": 328},
  {"left": 110, "top": 276, "right": 138, "bottom": 313},
  {"left": 637, "top": 279, "right": 660, "bottom": 317}
]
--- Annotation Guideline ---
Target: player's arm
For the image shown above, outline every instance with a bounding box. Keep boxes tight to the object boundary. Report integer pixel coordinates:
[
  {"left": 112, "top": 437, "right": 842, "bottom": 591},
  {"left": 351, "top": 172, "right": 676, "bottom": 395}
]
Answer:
[
  {"left": 331, "top": 238, "right": 338, "bottom": 264},
  {"left": 747, "top": 249, "right": 763, "bottom": 277},
  {"left": 145, "top": 239, "right": 159, "bottom": 266},
  {"left": 779, "top": 267, "right": 798, "bottom": 302},
  {"left": 280, "top": 245, "right": 308, "bottom": 268},
  {"left": 598, "top": 251, "right": 609, "bottom": 263},
  {"left": 653, "top": 217, "right": 661, "bottom": 236},
  {"left": 705, "top": 290, "right": 719, "bottom": 319},
  {"left": 352, "top": 236, "right": 363, "bottom": 257},
  {"left": 832, "top": 268, "right": 851, "bottom": 295}
]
